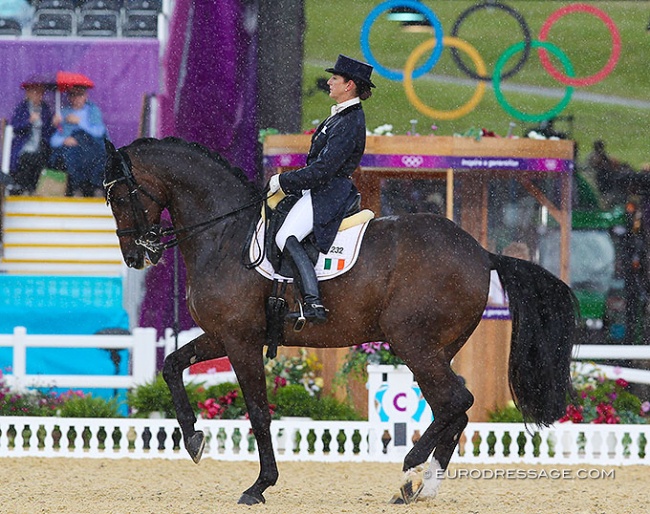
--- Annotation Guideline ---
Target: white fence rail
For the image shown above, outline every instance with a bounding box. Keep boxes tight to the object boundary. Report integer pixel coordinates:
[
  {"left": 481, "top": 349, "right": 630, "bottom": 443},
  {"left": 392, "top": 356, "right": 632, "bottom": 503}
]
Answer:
[
  {"left": 0, "top": 417, "right": 647, "bottom": 465},
  {"left": 572, "top": 344, "right": 650, "bottom": 385},
  {"left": 0, "top": 326, "right": 158, "bottom": 391}
]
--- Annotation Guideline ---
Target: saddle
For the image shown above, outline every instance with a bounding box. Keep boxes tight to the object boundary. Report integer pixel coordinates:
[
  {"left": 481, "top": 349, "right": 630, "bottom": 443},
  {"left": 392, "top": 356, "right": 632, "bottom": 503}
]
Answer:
[
  {"left": 262, "top": 190, "right": 362, "bottom": 278},
  {"left": 244, "top": 190, "right": 373, "bottom": 357}
]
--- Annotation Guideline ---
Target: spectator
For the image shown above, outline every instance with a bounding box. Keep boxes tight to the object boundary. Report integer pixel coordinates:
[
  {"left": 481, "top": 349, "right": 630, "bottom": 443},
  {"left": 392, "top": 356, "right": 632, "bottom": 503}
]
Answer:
[
  {"left": 9, "top": 78, "right": 55, "bottom": 195},
  {"left": 50, "top": 85, "right": 107, "bottom": 197}
]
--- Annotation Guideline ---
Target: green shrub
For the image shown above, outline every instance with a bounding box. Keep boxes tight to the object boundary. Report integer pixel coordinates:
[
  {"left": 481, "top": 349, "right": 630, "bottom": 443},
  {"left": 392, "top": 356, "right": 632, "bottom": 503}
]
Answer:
[
  {"left": 204, "top": 381, "right": 242, "bottom": 401},
  {"left": 310, "top": 395, "right": 363, "bottom": 421},
  {"left": 269, "top": 384, "right": 362, "bottom": 420},
  {"left": 269, "top": 384, "right": 316, "bottom": 418},
  {"left": 487, "top": 402, "right": 525, "bottom": 423},
  {"left": 57, "top": 394, "right": 121, "bottom": 418},
  {"left": 128, "top": 373, "right": 205, "bottom": 418}
]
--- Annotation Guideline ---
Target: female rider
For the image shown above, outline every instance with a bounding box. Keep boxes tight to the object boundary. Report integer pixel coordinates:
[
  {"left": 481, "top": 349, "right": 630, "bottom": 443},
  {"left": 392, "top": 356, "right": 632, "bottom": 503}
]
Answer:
[{"left": 268, "top": 54, "right": 375, "bottom": 325}]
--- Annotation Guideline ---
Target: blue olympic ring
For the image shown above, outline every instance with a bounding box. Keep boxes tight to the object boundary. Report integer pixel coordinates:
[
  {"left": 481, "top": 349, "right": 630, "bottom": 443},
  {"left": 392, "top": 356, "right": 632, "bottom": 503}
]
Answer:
[{"left": 360, "top": 0, "right": 444, "bottom": 82}]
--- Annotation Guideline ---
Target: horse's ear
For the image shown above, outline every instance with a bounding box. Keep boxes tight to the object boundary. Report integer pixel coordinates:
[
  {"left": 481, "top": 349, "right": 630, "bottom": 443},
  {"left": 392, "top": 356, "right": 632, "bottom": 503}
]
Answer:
[{"left": 105, "top": 138, "right": 117, "bottom": 155}]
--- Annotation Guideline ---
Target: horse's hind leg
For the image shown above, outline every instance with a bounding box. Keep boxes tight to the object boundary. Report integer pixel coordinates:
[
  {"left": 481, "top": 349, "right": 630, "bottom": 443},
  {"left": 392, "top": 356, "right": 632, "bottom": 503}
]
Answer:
[
  {"left": 161, "top": 332, "right": 226, "bottom": 463},
  {"left": 393, "top": 341, "right": 475, "bottom": 503}
]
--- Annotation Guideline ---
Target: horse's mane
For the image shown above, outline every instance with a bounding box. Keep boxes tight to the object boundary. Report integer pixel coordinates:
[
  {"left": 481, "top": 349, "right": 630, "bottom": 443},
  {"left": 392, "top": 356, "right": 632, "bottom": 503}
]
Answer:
[{"left": 127, "top": 137, "right": 259, "bottom": 193}]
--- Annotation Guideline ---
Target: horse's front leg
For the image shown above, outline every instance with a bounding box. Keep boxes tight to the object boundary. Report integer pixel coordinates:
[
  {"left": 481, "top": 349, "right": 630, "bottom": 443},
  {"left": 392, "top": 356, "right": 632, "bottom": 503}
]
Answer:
[
  {"left": 228, "top": 347, "right": 278, "bottom": 505},
  {"left": 161, "top": 332, "right": 226, "bottom": 463}
]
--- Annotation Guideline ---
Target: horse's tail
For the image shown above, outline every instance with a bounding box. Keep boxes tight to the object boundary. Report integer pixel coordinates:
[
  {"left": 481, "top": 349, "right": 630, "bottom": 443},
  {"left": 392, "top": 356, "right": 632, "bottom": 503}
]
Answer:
[{"left": 490, "top": 254, "right": 579, "bottom": 426}]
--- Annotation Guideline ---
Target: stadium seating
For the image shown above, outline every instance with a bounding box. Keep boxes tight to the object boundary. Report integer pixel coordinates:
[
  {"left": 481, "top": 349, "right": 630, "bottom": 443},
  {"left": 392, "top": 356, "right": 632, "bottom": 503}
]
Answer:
[
  {"left": 0, "top": 17, "right": 22, "bottom": 36},
  {"left": 32, "top": 10, "right": 75, "bottom": 36},
  {"left": 123, "top": 11, "right": 157, "bottom": 37}
]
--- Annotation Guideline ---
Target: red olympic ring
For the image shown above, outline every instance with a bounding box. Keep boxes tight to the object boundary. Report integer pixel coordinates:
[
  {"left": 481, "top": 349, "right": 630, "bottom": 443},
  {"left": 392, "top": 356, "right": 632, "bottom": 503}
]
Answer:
[{"left": 538, "top": 3, "right": 621, "bottom": 87}]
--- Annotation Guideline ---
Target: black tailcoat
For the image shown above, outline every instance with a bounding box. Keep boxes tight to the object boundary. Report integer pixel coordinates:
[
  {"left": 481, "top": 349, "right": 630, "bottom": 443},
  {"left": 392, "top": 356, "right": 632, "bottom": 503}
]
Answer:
[{"left": 278, "top": 103, "right": 366, "bottom": 253}]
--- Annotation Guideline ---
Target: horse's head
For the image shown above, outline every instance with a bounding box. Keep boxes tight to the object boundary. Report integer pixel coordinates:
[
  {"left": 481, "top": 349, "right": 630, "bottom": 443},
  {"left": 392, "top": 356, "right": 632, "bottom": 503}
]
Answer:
[{"left": 103, "top": 139, "right": 167, "bottom": 269}]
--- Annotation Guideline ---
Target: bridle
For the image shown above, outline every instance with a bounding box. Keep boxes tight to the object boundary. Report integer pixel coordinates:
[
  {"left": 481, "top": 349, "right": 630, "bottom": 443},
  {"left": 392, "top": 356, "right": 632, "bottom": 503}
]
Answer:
[{"left": 103, "top": 148, "right": 269, "bottom": 257}]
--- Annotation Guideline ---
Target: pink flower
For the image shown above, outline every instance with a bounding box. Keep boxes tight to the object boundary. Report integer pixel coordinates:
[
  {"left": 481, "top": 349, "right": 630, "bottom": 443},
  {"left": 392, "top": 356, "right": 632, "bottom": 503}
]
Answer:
[
  {"left": 641, "top": 401, "right": 650, "bottom": 414},
  {"left": 615, "top": 378, "right": 629, "bottom": 388}
]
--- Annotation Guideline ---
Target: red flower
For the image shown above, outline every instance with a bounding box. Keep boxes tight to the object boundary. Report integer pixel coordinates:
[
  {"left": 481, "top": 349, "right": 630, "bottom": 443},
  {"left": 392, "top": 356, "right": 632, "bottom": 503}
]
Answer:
[
  {"left": 615, "top": 378, "right": 629, "bottom": 388},
  {"left": 594, "top": 403, "right": 620, "bottom": 424},
  {"left": 273, "top": 376, "right": 287, "bottom": 394},
  {"left": 560, "top": 404, "right": 584, "bottom": 423}
]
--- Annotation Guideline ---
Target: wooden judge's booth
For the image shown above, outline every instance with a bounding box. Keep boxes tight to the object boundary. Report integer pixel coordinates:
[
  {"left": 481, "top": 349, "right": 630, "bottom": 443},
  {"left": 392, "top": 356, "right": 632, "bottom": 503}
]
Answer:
[{"left": 263, "top": 134, "right": 574, "bottom": 421}]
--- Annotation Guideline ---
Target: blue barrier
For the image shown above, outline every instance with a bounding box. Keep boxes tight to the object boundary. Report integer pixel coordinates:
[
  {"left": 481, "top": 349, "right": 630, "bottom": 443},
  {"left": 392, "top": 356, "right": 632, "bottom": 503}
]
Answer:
[{"left": 0, "top": 276, "right": 131, "bottom": 412}]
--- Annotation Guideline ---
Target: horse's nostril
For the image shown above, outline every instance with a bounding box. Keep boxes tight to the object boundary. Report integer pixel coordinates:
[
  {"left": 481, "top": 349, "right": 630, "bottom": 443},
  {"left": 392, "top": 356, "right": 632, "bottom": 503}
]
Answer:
[{"left": 125, "top": 253, "right": 142, "bottom": 269}]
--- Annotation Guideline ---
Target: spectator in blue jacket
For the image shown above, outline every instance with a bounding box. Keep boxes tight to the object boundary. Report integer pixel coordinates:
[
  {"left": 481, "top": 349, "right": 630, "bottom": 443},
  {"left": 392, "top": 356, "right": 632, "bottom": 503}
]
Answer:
[
  {"left": 9, "top": 80, "right": 55, "bottom": 195},
  {"left": 50, "top": 86, "right": 107, "bottom": 197}
]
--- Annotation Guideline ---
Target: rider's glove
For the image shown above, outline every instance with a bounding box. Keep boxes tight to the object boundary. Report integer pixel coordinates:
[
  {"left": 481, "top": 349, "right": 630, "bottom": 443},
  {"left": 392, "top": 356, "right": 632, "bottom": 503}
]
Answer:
[{"left": 269, "top": 174, "right": 282, "bottom": 195}]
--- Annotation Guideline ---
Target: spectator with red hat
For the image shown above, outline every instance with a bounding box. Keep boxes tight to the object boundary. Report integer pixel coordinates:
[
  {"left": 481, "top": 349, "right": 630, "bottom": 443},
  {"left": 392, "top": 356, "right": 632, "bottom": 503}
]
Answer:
[{"left": 9, "top": 77, "right": 56, "bottom": 195}]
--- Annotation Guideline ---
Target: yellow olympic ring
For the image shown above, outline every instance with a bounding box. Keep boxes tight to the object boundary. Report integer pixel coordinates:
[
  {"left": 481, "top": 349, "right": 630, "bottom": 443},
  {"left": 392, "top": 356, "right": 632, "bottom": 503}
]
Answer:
[{"left": 403, "top": 36, "right": 486, "bottom": 121}]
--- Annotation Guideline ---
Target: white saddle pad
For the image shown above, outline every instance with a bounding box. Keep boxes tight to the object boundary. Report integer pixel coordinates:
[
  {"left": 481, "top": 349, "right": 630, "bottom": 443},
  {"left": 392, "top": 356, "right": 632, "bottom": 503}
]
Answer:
[{"left": 249, "top": 214, "right": 373, "bottom": 282}]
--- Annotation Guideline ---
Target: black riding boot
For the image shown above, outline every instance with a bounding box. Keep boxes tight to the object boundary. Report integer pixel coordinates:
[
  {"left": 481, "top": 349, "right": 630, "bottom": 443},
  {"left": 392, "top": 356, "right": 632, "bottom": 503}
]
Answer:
[{"left": 283, "top": 236, "right": 327, "bottom": 325}]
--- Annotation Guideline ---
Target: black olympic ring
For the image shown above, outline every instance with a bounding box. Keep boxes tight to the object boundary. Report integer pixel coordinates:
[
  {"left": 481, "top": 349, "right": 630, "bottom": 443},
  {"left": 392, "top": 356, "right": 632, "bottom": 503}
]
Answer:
[{"left": 450, "top": 1, "right": 532, "bottom": 82}]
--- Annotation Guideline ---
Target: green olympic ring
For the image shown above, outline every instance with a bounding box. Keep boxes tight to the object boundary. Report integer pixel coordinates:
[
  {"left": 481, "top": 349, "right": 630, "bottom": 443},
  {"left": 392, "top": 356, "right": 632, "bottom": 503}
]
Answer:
[{"left": 493, "top": 40, "right": 575, "bottom": 123}]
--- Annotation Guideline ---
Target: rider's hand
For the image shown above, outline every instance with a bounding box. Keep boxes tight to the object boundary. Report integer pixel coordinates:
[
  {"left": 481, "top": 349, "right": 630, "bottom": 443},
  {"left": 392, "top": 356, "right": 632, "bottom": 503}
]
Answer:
[{"left": 268, "top": 174, "right": 282, "bottom": 195}]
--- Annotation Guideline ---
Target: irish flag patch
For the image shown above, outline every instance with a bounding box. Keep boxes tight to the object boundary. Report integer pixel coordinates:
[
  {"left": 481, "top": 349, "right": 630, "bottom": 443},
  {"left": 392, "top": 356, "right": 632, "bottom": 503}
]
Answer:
[{"left": 324, "top": 258, "right": 345, "bottom": 270}]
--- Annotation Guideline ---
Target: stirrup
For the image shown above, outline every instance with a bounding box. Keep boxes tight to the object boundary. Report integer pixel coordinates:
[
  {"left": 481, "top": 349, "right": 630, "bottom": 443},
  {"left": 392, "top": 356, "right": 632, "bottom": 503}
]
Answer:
[{"left": 286, "top": 301, "right": 327, "bottom": 332}]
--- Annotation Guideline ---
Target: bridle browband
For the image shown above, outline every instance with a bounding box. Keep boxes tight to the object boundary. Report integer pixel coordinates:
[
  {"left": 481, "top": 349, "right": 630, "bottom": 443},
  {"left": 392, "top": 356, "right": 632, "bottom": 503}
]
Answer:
[{"left": 104, "top": 148, "right": 268, "bottom": 256}]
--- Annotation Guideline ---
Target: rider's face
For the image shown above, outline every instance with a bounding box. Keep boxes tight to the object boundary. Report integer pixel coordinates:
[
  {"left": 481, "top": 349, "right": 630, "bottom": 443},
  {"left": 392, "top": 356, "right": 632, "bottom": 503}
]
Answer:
[{"left": 327, "top": 74, "right": 353, "bottom": 103}]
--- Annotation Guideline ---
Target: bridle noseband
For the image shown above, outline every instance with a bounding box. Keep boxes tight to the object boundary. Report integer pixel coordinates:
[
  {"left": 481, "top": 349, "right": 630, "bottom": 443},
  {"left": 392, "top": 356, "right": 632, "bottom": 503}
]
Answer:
[{"left": 103, "top": 149, "right": 170, "bottom": 258}]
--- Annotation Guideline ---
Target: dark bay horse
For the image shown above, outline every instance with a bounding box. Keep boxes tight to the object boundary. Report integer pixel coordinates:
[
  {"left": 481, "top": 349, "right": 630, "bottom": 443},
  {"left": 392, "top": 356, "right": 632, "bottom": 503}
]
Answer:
[{"left": 103, "top": 137, "right": 578, "bottom": 505}]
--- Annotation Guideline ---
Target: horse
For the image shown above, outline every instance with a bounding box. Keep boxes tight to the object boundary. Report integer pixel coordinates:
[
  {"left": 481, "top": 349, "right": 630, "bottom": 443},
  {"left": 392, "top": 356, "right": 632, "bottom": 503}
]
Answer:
[{"left": 103, "top": 136, "right": 579, "bottom": 505}]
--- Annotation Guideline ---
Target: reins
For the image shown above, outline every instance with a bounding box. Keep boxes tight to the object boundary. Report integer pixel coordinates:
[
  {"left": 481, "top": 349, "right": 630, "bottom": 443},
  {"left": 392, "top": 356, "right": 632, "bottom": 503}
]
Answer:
[{"left": 157, "top": 192, "right": 268, "bottom": 250}]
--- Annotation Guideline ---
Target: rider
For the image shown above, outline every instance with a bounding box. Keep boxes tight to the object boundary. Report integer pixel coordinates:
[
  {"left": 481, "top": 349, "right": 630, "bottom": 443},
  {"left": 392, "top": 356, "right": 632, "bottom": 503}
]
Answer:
[{"left": 268, "top": 54, "right": 375, "bottom": 325}]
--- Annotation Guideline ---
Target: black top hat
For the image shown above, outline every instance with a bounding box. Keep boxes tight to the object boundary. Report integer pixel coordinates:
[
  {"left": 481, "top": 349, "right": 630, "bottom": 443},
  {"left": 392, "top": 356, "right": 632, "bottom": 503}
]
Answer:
[{"left": 326, "top": 54, "right": 376, "bottom": 88}]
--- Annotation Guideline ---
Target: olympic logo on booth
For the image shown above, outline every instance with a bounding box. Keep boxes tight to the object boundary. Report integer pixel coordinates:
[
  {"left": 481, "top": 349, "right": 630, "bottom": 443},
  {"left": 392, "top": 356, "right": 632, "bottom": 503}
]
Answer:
[
  {"left": 401, "top": 155, "right": 424, "bottom": 167},
  {"left": 360, "top": 1, "right": 621, "bottom": 122}
]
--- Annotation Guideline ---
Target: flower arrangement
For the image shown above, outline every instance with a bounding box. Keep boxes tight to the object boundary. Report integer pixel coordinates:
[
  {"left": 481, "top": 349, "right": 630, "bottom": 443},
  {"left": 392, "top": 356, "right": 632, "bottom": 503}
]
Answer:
[
  {"left": 198, "top": 387, "right": 249, "bottom": 420},
  {"left": 488, "top": 366, "right": 650, "bottom": 425},
  {"left": 264, "top": 349, "right": 324, "bottom": 397},
  {"left": 337, "top": 342, "right": 404, "bottom": 383},
  {"left": 0, "top": 369, "right": 120, "bottom": 417},
  {"left": 559, "top": 365, "right": 649, "bottom": 424},
  {"left": 0, "top": 370, "right": 64, "bottom": 416}
]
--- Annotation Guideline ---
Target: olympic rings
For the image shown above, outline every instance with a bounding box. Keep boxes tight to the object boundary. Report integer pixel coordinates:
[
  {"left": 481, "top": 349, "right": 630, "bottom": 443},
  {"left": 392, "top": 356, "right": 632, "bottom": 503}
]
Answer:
[
  {"left": 538, "top": 3, "right": 621, "bottom": 87},
  {"left": 450, "top": 1, "right": 531, "bottom": 82},
  {"left": 493, "top": 40, "right": 574, "bottom": 123},
  {"left": 403, "top": 37, "right": 486, "bottom": 121},
  {"left": 358, "top": 2, "right": 620, "bottom": 120},
  {"left": 360, "top": 0, "right": 444, "bottom": 82}
]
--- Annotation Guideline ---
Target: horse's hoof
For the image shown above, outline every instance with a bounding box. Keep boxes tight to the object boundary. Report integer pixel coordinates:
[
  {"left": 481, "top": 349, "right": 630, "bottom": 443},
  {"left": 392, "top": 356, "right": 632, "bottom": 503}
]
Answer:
[
  {"left": 388, "top": 494, "right": 406, "bottom": 504},
  {"left": 238, "top": 492, "right": 265, "bottom": 505},
  {"left": 399, "top": 478, "right": 424, "bottom": 504},
  {"left": 185, "top": 431, "right": 205, "bottom": 464}
]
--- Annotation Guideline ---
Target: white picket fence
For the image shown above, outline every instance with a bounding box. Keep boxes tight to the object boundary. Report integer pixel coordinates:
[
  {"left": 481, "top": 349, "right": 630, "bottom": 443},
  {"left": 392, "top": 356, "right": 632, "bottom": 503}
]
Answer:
[
  {"left": 0, "top": 326, "right": 158, "bottom": 391},
  {"left": 0, "top": 329, "right": 648, "bottom": 464},
  {"left": 0, "top": 417, "right": 647, "bottom": 465}
]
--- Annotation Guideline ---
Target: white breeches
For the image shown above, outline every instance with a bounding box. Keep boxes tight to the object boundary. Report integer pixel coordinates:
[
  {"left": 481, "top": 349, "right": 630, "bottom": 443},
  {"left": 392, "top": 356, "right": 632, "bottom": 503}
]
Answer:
[{"left": 275, "top": 190, "right": 314, "bottom": 251}]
